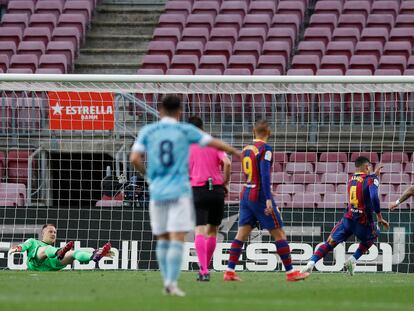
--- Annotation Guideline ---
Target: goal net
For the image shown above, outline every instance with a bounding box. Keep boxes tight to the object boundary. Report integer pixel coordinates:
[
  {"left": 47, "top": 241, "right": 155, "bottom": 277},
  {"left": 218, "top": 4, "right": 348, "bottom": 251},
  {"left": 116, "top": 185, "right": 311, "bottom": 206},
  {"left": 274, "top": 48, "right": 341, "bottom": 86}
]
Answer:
[{"left": 0, "top": 75, "right": 413, "bottom": 273}]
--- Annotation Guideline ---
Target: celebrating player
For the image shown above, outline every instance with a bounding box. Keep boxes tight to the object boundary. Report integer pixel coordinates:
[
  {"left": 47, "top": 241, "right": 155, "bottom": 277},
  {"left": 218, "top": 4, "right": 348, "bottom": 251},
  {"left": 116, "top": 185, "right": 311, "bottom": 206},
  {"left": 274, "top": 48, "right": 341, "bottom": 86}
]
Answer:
[
  {"left": 223, "top": 120, "right": 310, "bottom": 282},
  {"left": 302, "top": 157, "right": 389, "bottom": 276},
  {"left": 389, "top": 185, "right": 414, "bottom": 210},
  {"left": 8, "top": 224, "right": 112, "bottom": 271},
  {"left": 188, "top": 116, "right": 231, "bottom": 282},
  {"left": 130, "top": 95, "right": 241, "bottom": 296}
]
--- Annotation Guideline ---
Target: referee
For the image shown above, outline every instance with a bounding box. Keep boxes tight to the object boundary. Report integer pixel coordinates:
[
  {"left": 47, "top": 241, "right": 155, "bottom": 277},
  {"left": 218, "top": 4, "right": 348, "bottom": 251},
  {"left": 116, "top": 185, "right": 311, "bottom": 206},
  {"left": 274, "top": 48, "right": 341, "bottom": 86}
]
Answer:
[{"left": 188, "top": 116, "right": 231, "bottom": 281}]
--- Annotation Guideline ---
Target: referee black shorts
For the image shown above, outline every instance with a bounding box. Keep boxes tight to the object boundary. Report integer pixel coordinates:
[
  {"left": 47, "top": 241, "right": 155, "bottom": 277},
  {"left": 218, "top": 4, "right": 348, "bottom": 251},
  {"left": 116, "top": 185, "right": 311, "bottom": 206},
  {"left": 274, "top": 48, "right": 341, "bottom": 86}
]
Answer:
[{"left": 192, "top": 185, "right": 225, "bottom": 226}]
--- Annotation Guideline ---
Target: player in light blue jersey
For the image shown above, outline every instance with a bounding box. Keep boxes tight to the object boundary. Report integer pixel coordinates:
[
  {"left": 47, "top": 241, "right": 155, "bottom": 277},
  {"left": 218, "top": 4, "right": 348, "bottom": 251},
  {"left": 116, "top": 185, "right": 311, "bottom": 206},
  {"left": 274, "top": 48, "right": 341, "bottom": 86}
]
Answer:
[{"left": 130, "top": 95, "right": 241, "bottom": 296}]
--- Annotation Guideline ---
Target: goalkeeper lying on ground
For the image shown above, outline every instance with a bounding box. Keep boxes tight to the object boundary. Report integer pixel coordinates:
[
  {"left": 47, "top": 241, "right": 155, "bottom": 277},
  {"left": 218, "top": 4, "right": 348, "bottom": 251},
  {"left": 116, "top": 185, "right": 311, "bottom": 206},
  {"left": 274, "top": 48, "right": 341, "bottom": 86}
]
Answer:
[{"left": 8, "top": 224, "right": 112, "bottom": 271}]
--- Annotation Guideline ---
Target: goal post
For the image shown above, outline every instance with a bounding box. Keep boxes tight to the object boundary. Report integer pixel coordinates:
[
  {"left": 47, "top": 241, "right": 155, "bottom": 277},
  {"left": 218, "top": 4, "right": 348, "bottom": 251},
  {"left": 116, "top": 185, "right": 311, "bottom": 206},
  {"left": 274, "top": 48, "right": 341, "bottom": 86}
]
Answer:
[{"left": 0, "top": 74, "right": 413, "bottom": 273}]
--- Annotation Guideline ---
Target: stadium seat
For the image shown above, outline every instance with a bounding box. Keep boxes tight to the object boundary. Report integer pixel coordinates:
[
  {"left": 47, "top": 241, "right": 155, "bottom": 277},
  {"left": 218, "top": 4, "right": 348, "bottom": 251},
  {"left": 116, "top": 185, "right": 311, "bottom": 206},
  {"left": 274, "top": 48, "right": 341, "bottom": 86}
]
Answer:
[
  {"left": 325, "top": 41, "right": 354, "bottom": 60},
  {"left": 309, "top": 13, "right": 338, "bottom": 31},
  {"left": 159, "top": 14, "right": 186, "bottom": 31},
  {"left": 147, "top": 41, "right": 176, "bottom": 60},
  {"left": 404, "top": 69, "right": 414, "bottom": 75},
  {"left": 366, "top": 14, "right": 394, "bottom": 32},
  {"left": 360, "top": 27, "right": 389, "bottom": 45},
  {"left": 0, "top": 41, "right": 17, "bottom": 59},
  {"left": 290, "top": 193, "right": 321, "bottom": 208},
  {"left": 35, "top": 0, "right": 64, "bottom": 17},
  {"left": 378, "top": 55, "right": 407, "bottom": 75},
  {"left": 7, "top": 68, "right": 33, "bottom": 73},
  {"left": 253, "top": 68, "right": 281, "bottom": 75},
  {"left": 320, "top": 173, "right": 349, "bottom": 184},
  {"left": 319, "top": 152, "right": 348, "bottom": 163},
  {"left": 317, "top": 68, "right": 345, "bottom": 75},
  {"left": 383, "top": 42, "right": 412, "bottom": 60},
  {"left": 0, "top": 54, "right": 10, "bottom": 72},
  {"left": 273, "top": 193, "right": 292, "bottom": 208},
  {"left": 320, "top": 55, "right": 349, "bottom": 74},
  {"left": 195, "top": 68, "right": 222, "bottom": 75},
  {"left": 10, "top": 54, "right": 38, "bottom": 73},
  {"left": 233, "top": 41, "right": 261, "bottom": 60},
  {"left": 23, "top": 27, "right": 51, "bottom": 46},
  {"left": 381, "top": 152, "right": 410, "bottom": 163},
  {"left": 337, "top": 14, "right": 366, "bottom": 32},
  {"left": 332, "top": 28, "right": 360, "bottom": 45},
  {"left": 186, "top": 14, "right": 214, "bottom": 30},
  {"left": 29, "top": 13, "right": 57, "bottom": 32},
  {"left": 290, "top": 55, "right": 320, "bottom": 74},
  {"left": 58, "top": 14, "right": 87, "bottom": 39},
  {"left": 249, "top": 1, "right": 276, "bottom": 16},
  {"left": 276, "top": 0, "right": 306, "bottom": 21},
  {"left": 314, "top": 0, "right": 342, "bottom": 17},
  {"left": 227, "top": 55, "right": 256, "bottom": 74},
  {"left": 297, "top": 41, "right": 326, "bottom": 59},
  {"left": 342, "top": 1, "right": 371, "bottom": 18},
  {"left": 400, "top": 1, "right": 414, "bottom": 15},
  {"left": 209, "top": 28, "right": 237, "bottom": 45},
  {"left": 303, "top": 27, "right": 332, "bottom": 45},
  {"left": 292, "top": 173, "right": 320, "bottom": 184},
  {"left": 152, "top": 28, "right": 181, "bottom": 44},
  {"left": 271, "top": 172, "right": 292, "bottom": 183},
  {"left": 223, "top": 68, "right": 251, "bottom": 75},
  {"left": 38, "top": 54, "right": 68, "bottom": 73},
  {"left": 389, "top": 28, "right": 414, "bottom": 46},
  {"left": 164, "top": 1, "right": 191, "bottom": 16},
  {"left": 381, "top": 163, "right": 404, "bottom": 173},
  {"left": 286, "top": 68, "right": 314, "bottom": 75},
  {"left": 170, "top": 55, "right": 199, "bottom": 74},
  {"left": 16, "top": 97, "right": 43, "bottom": 129},
  {"left": 350, "top": 152, "right": 379, "bottom": 163},
  {"left": 238, "top": 28, "right": 267, "bottom": 45},
  {"left": 243, "top": 14, "right": 271, "bottom": 31},
  {"left": 1, "top": 13, "right": 29, "bottom": 30},
  {"left": 349, "top": 55, "right": 379, "bottom": 74},
  {"left": 7, "top": 0, "right": 35, "bottom": 16},
  {"left": 192, "top": 1, "right": 220, "bottom": 16},
  {"left": 166, "top": 68, "right": 193, "bottom": 75},
  {"left": 219, "top": 1, "right": 248, "bottom": 17},
  {"left": 17, "top": 41, "right": 45, "bottom": 59},
  {"left": 315, "top": 162, "right": 343, "bottom": 173},
  {"left": 262, "top": 41, "right": 291, "bottom": 61},
  {"left": 199, "top": 55, "right": 227, "bottom": 72},
  {"left": 321, "top": 193, "right": 347, "bottom": 209},
  {"left": 257, "top": 55, "right": 286, "bottom": 75},
  {"left": 306, "top": 183, "right": 335, "bottom": 194},
  {"left": 7, "top": 150, "right": 34, "bottom": 186},
  {"left": 214, "top": 14, "right": 243, "bottom": 31},
  {"left": 0, "top": 182, "right": 27, "bottom": 207},
  {"left": 345, "top": 69, "right": 372, "bottom": 75},
  {"left": 175, "top": 41, "right": 204, "bottom": 58},
  {"left": 271, "top": 14, "right": 300, "bottom": 33},
  {"left": 371, "top": 1, "right": 399, "bottom": 19},
  {"left": 0, "top": 27, "right": 23, "bottom": 46},
  {"left": 140, "top": 55, "right": 170, "bottom": 73},
  {"left": 267, "top": 27, "right": 296, "bottom": 49},
  {"left": 35, "top": 68, "right": 63, "bottom": 74},
  {"left": 395, "top": 15, "right": 414, "bottom": 29},
  {"left": 51, "top": 27, "right": 81, "bottom": 53},
  {"left": 204, "top": 41, "right": 233, "bottom": 59},
  {"left": 381, "top": 173, "right": 410, "bottom": 184},
  {"left": 46, "top": 41, "right": 75, "bottom": 71},
  {"left": 354, "top": 41, "right": 383, "bottom": 61}
]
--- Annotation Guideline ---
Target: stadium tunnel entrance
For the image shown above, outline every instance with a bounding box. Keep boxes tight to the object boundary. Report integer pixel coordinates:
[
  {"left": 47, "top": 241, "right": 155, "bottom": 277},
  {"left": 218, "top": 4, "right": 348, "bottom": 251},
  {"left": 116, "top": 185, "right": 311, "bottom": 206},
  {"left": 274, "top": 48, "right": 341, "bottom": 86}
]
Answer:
[{"left": 50, "top": 152, "right": 114, "bottom": 208}]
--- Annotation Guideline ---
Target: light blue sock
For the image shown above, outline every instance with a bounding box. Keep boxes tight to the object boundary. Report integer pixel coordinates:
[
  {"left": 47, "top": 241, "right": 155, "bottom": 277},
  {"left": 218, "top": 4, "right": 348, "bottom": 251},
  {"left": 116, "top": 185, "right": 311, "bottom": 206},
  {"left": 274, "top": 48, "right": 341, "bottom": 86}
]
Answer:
[
  {"left": 156, "top": 240, "right": 169, "bottom": 285},
  {"left": 165, "top": 240, "right": 184, "bottom": 287}
]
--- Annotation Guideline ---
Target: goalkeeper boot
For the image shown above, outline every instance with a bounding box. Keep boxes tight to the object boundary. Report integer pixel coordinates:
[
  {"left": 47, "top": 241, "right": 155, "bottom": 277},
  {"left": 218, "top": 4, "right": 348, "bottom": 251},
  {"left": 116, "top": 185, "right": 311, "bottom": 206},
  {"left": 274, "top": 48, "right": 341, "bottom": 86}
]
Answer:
[
  {"left": 92, "top": 242, "right": 112, "bottom": 262},
  {"left": 56, "top": 241, "right": 74, "bottom": 260},
  {"left": 286, "top": 270, "right": 310, "bottom": 282},
  {"left": 344, "top": 259, "right": 356, "bottom": 276},
  {"left": 223, "top": 271, "right": 242, "bottom": 281}
]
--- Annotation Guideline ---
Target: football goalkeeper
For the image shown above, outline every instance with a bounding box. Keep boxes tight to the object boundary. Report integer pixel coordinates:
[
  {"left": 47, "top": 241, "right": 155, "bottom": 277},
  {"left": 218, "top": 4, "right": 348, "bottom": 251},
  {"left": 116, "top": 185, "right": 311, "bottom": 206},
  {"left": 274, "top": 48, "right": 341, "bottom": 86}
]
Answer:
[{"left": 8, "top": 224, "right": 112, "bottom": 271}]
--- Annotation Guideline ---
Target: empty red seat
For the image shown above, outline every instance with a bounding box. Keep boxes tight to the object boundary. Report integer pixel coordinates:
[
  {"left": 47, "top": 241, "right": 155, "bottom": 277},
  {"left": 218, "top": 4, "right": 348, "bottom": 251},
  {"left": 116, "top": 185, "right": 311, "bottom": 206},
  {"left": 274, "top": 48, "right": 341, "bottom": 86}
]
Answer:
[
  {"left": 276, "top": 1, "right": 305, "bottom": 21},
  {"left": 290, "top": 55, "right": 320, "bottom": 74},
  {"left": 0, "top": 27, "right": 23, "bottom": 46},
  {"left": 238, "top": 28, "right": 266, "bottom": 45},
  {"left": 286, "top": 68, "right": 314, "bottom": 75},
  {"left": 374, "top": 68, "right": 404, "bottom": 75},
  {"left": 291, "top": 173, "right": 320, "bottom": 184},
  {"left": 343, "top": 1, "right": 371, "bottom": 18},
  {"left": 46, "top": 41, "right": 75, "bottom": 71},
  {"left": 166, "top": 68, "right": 194, "bottom": 75},
  {"left": 0, "top": 183, "right": 26, "bottom": 207},
  {"left": 159, "top": 14, "right": 186, "bottom": 31},
  {"left": 286, "top": 162, "right": 314, "bottom": 174},
  {"left": 297, "top": 41, "right": 325, "bottom": 58},
  {"left": 309, "top": 13, "right": 337, "bottom": 31},
  {"left": 320, "top": 152, "right": 348, "bottom": 162},
  {"left": 400, "top": 1, "right": 414, "bottom": 15},
  {"left": 257, "top": 55, "right": 286, "bottom": 74},
  {"left": 233, "top": 41, "right": 261, "bottom": 60},
  {"left": 204, "top": 41, "right": 233, "bottom": 59},
  {"left": 320, "top": 55, "right": 349, "bottom": 74},
  {"left": 408, "top": 56, "right": 414, "bottom": 69},
  {"left": 253, "top": 68, "right": 281, "bottom": 75},
  {"left": 10, "top": 54, "right": 38, "bottom": 72},
  {"left": 381, "top": 152, "right": 410, "bottom": 163},
  {"left": 165, "top": 1, "right": 191, "bottom": 16},
  {"left": 349, "top": 55, "right": 378, "bottom": 74},
  {"left": 321, "top": 173, "right": 349, "bottom": 184},
  {"left": 35, "top": 68, "right": 63, "bottom": 74},
  {"left": 23, "top": 27, "right": 51, "bottom": 46},
  {"left": 243, "top": 14, "right": 271, "bottom": 31},
  {"left": 315, "top": 162, "right": 343, "bottom": 173},
  {"left": 307, "top": 183, "right": 335, "bottom": 194},
  {"left": 175, "top": 41, "right": 203, "bottom": 58},
  {"left": 314, "top": 0, "right": 342, "bottom": 17},
  {"left": 381, "top": 173, "right": 410, "bottom": 184},
  {"left": 317, "top": 68, "right": 344, "bottom": 75},
  {"left": 0, "top": 41, "right": 16, "bottom": 58},
  {"left": 332, "top": 28, "right": 360, "bottom": 45},
  {"left": 366, "top": 14, "right": 394, "bottom": 32},
  {"left": 153, "top": 28, "right": 181, "bottom": 44},
  {"left": 389, "top": 28, "right": 414, "bottom": 46},
  {"left": 271, "top": 14, "right": 300, "bottom": 33},
  {"left": 38, "top": 54, "right": 67, "bottom": 73},
  {"left": 16, "top": 97, "right": 43, "bottom": 129},
  {"left": 17, "top": 41, "right": 45, "bottom": 59},
  {"left": 0, "top": 55, "right": 9, "bottom": 72},
  {"left": 354, "top": 41, "right": 383, "bottom": 61},
  {"left": 51, "top": 27, "right": 80, "bottom": 52},
  {"left": 210, "top": 27, "right": 237, "bottom": 45},
  {"left": 404, "top": 69, "right": 414, "bottom": 75},
  {"left": 170, "top": 55, "right": 199, "bottom": 73},
  {"left": 186, "top": 14, "right": 214, "bottom": 30},
  {"left": 141, "top": 55, "right": 170, "bottom": 73},
  {"left": 199, "top": 55, "right": 227, "bottom": 72},
  {"left": 262, "top": 41, "right": 291, "bottom": 60},
  {"left": 214, "top": 14, "right": 242, "bottom": 31},
  {"left": 381, "top": 163, "right": 403, "bottom": 173},
  {"left": 378, "top": 55, "right": 407, "bottom": 74},
  {"left": 325, "top": 41, "right": 354, "bottom": 59},
  {"left": 227, "top": 55, "right": 256, "bottom": 74},
  {"left": 29, "top": 13, "right": 57, "bottom": 32},
  {"left": 289, "top": 152, "right": 317, "bottom": 162},
  {"left": 350, "top": 152, "right": 379, "bottom": 163},
  {"left": 7, "top": 150, "right": 34, "bottom": 186},
  {"left": 249, "top": 1, "right": 276, "bottom": 16},
  {"left": 35, "top": 0, "right": 63, "bottom": 17},
  {"left": 267, "top": 27, "right": 296, "bottom": 49},
  {"left": 272, "top": 172, "right": 292, "bottom": 183},
  {"left": 395, "top": 15, "right": 414, "bottom": 28},
  {"left": 220, "top": 1, "right": 248, "bottom": 17},
  {"left": 303, "top": 27, "right": 331, "bottom": 45},
  {"left": 63, "top": 0, "right": 92, "bottom": 20},
  {"left": 360, "top": 27, "right": 389, "bottom": 45},
  {"left": 7, "top": 0, "right": 35, "bottom": 15},
  {"left": 371, "top": 1, "right": 399, "bottom": 19},
  {"left": 1, "top": 13, "right": 29, "bottom": 30},
  {"left": 337, "top": 14, "right": 366, "bottom": 32},
  {"left": 403, "top": 163, "right": 414, "bottom": 174},
  {"left": 192, "top": 1, "right": 219, "bottom": 16},
  {"left": 276, "top": 184, "right": 305, "bottom": 194},
  {"left": 223, "top": 68, "right": 251, "bottom": 75},
  {"left": 290, "top": 193, "right": 321, "bottom": 208},
  {"left": 147, "top": 41, "right": 175, "bottom": 59},
  {"left": 321, "top": 193, "right": 347, "bottom": 209}
]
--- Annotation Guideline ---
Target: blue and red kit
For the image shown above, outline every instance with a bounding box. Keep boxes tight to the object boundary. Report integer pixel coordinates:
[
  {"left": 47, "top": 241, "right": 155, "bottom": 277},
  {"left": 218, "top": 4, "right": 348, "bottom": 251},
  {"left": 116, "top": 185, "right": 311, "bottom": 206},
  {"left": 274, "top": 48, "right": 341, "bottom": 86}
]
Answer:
[{"left": 239, "top": 140, "right": 283, "bottom": 230}]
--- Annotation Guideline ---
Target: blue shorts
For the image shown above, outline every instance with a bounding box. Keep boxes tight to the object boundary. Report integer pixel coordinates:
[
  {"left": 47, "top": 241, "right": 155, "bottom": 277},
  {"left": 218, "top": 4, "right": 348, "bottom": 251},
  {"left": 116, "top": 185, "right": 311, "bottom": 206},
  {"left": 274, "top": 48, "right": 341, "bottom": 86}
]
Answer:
[
  {"left": 330, "top": 217, "right": 380, "bottom": 244},
  {"left": 239, "top": 199, "right": 284, "bottom": 230}
]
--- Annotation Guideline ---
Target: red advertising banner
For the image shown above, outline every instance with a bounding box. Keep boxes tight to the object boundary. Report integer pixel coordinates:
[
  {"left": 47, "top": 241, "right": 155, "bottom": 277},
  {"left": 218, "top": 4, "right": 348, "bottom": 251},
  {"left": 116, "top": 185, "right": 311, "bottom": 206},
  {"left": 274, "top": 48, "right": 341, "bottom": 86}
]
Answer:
[{"left": 48, "top": 92, "right": 115, "bottom": 130}]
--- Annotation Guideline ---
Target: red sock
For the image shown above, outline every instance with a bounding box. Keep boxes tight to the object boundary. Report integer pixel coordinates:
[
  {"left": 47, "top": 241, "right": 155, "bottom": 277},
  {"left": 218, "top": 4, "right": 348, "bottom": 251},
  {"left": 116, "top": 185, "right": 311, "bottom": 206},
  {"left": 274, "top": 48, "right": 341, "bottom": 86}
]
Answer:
[
  {"left": 195, "top": 234, "right": 208, "bottom": 275},
  {"left": 206, "top": 236, "right": 217, "bottom": 268}
]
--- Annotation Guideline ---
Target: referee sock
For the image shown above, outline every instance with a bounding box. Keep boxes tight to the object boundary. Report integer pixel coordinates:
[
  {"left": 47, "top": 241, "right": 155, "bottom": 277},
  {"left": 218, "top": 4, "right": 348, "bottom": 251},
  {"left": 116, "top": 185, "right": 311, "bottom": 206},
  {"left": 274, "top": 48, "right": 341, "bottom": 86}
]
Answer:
[
  {"left": 195, "top": 234, "right": 208, "bottom": 275},
  {"left": 206, "top": 236, "right": 217, "bottom": 268},
  {"left": 156, "top": 240, "right": 169, "bottom": 286},
  {"left": 311, "top": 242, "right": 334, "bottom": 263},
  {"left": 275, "top": 240, "right": 293, "bottom": 273},
  {"left": 226, "top": 239, "right": 244, "bottom": 271},
  {"left": 352, "top": 241, "right": 373, "bottom": 260},
  {"left": 165, "top": 240, "right": 184, "bottom": 287}
]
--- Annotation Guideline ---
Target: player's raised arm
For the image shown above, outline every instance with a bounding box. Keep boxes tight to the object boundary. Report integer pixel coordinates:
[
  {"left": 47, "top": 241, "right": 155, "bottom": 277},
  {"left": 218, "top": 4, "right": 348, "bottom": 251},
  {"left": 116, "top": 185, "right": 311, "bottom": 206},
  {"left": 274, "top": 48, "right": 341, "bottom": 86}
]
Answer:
[
  {"left": 8, "top": 238, "right": 33, "bottom": 254},
  {"left": 369, "top": 176, "right": 389, "bottom": 231},
  {"left": 207, "top": 139, "right": 241, "bottom": 160},
  {"left": 389, "top": 185, "right": 414, "bottom": 210}
]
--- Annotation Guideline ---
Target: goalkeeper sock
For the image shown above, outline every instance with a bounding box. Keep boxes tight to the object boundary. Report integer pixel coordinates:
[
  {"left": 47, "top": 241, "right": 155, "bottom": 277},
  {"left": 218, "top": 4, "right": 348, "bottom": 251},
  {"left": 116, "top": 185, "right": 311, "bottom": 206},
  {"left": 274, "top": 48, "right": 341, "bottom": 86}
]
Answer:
[
  {"left": 275, "top": 240, "right": 293, "bottom": 272},
  {"left": 353, "top": 241, "right": 373, "bottom": 260},
  {"left": 226, "top": 239, "right": 244, "bottom": 271},
  {"left": 73, "top": 250, "right": 93, "bottom": 263},
  {"left": 156, "top": 240, "right": 169, "bottom": 285},
  {"left": 195, "top": 234, "right": 208, "bottom": 275},
  {"left": 44, "top": 246, "right": 60, "bottom": 258},
  {"left": 165, "top": 240, "right": 184, "bottom": 287},
  {"left": 206, "top": 236, "right": 217, "bottom": 268},
  {"left": 311, "top": 242, "right": 334, "bottom": 263}
]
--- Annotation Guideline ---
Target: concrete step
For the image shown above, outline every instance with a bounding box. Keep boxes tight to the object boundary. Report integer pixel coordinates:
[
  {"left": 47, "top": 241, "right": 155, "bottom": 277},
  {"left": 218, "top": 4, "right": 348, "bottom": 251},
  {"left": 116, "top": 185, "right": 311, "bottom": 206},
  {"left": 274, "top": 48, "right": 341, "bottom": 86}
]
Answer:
[
  {"left": 94, "top": 5, "right": 164, "bottom": 23},
  {"left": 74, "top": 67, "right": 138, "bottom": 74},
  {"left": 89, "top": 21, "right": 156, "bottom": 36},
  {"left": 83, "top": 34, "right": 152, "bottom": 49},
  {"left": 77, "top": 50, "right": 145, "bottom": 63}
]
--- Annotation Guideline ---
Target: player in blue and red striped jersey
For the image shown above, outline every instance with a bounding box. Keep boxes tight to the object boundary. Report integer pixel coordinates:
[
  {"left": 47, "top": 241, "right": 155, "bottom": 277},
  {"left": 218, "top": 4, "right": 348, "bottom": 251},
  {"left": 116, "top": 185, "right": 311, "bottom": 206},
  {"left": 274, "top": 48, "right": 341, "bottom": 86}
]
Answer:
[
  {"left": 302, "top": 156, "right": 390, "bottom": 276},
  {"left": 223, "top": 120, "right": 310, "bottom": 282}
]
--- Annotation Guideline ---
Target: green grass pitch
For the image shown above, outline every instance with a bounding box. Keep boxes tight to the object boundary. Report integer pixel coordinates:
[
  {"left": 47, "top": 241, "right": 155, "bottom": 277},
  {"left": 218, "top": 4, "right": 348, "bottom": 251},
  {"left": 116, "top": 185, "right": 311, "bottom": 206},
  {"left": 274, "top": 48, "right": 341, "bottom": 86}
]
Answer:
[{"left": 1, "top": 271, "right": 413, "bottom": 311}]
